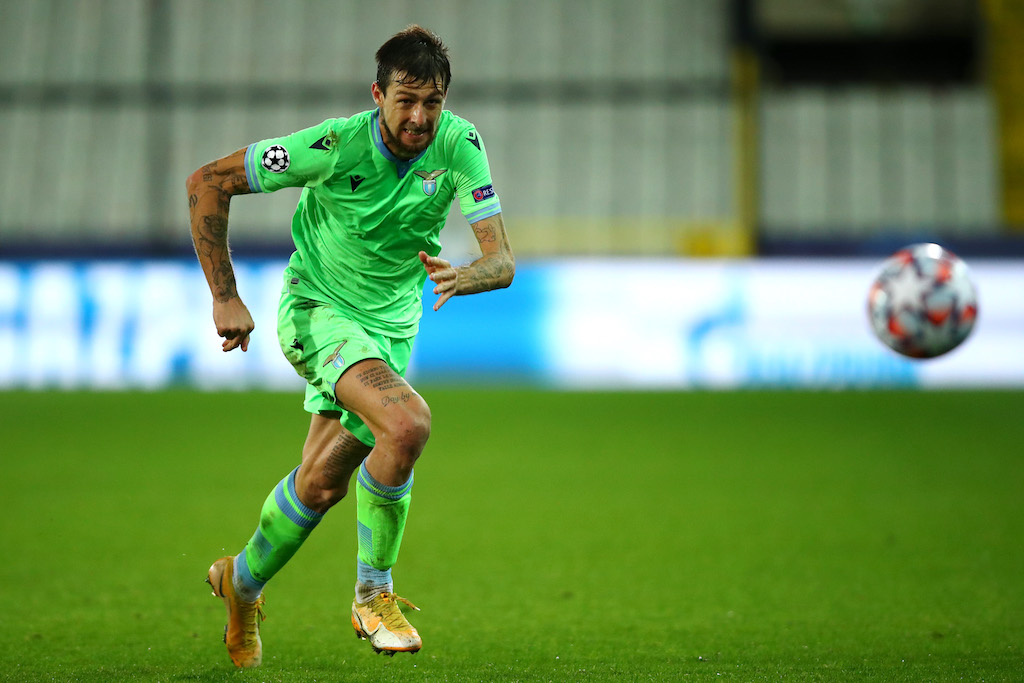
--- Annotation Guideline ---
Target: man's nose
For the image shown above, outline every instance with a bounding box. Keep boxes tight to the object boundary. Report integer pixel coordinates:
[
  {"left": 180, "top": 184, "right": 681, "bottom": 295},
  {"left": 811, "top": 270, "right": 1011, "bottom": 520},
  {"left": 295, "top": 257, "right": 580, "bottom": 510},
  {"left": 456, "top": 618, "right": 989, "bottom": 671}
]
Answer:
[{"left": 408, "top": 104, "right": 426, "bottom": 126}]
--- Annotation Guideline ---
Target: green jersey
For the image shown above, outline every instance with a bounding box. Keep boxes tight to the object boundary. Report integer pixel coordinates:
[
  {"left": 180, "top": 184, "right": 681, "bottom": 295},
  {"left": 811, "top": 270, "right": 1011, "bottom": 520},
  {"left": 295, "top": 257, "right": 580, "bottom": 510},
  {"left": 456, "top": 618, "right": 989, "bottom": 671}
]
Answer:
[{"left": 243, "top": 108, "right": 502, "bottom": 338}]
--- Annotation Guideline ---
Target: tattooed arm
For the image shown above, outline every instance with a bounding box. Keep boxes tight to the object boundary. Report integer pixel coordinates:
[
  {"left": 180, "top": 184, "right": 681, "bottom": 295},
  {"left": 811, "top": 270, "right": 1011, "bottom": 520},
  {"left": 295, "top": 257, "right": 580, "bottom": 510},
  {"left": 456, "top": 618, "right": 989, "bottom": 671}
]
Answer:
[
  {"left": 418, "top": 212, "right": 515, "bottom": 311},
  {"left": 185, "top": 148, "right": 255, "bottom": 352}
]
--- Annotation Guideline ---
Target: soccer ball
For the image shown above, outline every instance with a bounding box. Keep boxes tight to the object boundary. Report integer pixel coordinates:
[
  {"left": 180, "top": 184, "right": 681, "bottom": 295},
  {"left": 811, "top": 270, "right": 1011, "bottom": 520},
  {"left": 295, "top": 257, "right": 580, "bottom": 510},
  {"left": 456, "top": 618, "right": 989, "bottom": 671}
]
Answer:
[
  {"left": 261, "top": 145, "right": 290, "bottom": 173},
  {"left": 867, "top": 243, "right": 978, "bottom": 359}
]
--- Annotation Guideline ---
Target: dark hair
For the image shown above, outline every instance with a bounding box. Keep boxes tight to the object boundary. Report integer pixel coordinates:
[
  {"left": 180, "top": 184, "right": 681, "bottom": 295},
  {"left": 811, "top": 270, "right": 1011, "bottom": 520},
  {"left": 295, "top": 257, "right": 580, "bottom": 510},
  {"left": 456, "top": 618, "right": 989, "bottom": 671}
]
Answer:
[{"left": 375, "top": 25, "right": 451, "bottom": 94}]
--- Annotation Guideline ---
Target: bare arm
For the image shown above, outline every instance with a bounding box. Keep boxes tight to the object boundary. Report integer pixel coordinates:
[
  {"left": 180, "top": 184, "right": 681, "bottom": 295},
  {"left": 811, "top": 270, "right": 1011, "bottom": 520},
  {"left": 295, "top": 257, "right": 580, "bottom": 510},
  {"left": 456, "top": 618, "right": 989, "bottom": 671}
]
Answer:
[
  {"left": 419, "top": 212, "right": 515, "bottom": 311},
  {"left": 185, "top": 148, "right": 254, "bottom": 351}
]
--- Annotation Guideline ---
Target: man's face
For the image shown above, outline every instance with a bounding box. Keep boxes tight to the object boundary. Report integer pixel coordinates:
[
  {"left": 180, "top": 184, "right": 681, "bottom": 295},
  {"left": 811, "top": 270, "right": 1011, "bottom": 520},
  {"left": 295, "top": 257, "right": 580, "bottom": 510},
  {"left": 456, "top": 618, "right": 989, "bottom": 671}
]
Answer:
[{"left": 372, "top": 74, "right": 446, "bottom": 160}]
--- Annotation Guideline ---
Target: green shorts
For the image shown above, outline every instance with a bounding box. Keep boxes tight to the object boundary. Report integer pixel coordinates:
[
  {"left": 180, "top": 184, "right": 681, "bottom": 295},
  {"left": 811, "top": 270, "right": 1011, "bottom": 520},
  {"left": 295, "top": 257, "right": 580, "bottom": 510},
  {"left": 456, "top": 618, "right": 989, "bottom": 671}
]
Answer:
[{"left": 277, "top": 290, "right": 414, "bottom": 447}]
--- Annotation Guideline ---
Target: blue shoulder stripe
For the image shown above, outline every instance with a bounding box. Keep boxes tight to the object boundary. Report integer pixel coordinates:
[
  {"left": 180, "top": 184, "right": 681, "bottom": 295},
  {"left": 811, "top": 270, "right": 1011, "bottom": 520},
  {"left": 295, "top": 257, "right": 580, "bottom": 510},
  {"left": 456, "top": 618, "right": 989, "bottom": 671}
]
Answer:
[{"left": 243, "top": 143, "right": 263, "bottom": 193}]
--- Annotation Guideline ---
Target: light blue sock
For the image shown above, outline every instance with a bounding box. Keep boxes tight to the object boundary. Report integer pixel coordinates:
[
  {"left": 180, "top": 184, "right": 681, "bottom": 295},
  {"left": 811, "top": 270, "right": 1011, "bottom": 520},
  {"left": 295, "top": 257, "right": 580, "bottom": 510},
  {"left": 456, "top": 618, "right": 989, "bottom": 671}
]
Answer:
[{"left": 355, "top": 557, "right": 393, "bottom": 603}]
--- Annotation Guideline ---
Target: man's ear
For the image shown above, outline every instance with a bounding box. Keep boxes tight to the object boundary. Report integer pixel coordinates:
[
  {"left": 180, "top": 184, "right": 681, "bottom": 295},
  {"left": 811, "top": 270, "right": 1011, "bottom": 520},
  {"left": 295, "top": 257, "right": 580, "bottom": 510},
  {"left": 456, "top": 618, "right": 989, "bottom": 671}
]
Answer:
[{"left": 371, "top": 81, "right": 384, "bottom": 107}]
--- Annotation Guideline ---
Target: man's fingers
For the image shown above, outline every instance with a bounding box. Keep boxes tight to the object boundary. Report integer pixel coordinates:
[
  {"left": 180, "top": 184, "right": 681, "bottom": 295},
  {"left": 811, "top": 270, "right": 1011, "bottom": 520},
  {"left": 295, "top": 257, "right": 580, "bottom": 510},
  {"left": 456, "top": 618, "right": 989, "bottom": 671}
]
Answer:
[
  {"left": 430, "top": 268, "right": 456, "bottom": 284},
  {"left": 430, "top": 268, "right": 458, "bottom": 311},
  {"left": 219, "top": 328, "right": 252, "bottom": 352},
  {"left": 222, "top": 335, "right": 248, "bottom": 352},
  {"left": 421, "top": 257, "right": 457, "bottom": 310},
  {"left": 420, "top": 253, "right": 438, "bottom": 270},
  {"left": 212, "top": 298, "right": 254, "bottom": 352},
  {"left": 432, "top": 271, "right": 458, "bottom": 294},
  {"left": 420, "top": 252, "right": 452, "bottom": 273},
  {"left": 433, "top": 291, "right": 454, "bottom": 311}
]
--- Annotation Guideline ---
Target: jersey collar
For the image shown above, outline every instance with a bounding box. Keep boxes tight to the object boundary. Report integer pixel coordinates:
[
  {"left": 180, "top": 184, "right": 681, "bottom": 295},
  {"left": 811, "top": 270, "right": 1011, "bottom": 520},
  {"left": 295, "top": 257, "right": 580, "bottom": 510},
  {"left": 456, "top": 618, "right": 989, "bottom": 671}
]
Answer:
[{"left": 371, "top": 108, "right": 427, "bottom": 179}]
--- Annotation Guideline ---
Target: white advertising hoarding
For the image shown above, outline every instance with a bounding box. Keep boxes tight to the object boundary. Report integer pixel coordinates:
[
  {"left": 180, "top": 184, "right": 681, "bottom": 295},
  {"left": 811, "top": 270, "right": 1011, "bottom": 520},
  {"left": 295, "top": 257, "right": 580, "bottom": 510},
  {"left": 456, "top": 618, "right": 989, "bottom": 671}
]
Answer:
[
  {"left": 0, "top": 258, "right": 1020, "bottom": 390},
  {"left": 545, "top": 259, "right": 1024, "bottom": 389}
]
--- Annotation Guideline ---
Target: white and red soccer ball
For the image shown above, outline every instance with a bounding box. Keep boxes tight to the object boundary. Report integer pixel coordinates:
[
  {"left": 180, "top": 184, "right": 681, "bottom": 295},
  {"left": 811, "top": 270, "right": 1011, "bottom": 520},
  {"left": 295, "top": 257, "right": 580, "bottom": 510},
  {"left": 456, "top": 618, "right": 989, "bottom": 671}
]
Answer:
[{"left": 867, "top": 243, "right": 978, "bottom": 359}]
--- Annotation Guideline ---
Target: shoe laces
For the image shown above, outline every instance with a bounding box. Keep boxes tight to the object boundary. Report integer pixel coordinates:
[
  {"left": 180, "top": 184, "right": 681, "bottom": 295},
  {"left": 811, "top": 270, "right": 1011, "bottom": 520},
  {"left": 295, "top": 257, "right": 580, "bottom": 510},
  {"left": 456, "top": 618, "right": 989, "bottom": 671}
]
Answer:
[
  {"left": 238, "top": 595, "right": 266, "bottom": 642},
  {"left": 371, "top": 592, "right": 419, "bottom": 630}
]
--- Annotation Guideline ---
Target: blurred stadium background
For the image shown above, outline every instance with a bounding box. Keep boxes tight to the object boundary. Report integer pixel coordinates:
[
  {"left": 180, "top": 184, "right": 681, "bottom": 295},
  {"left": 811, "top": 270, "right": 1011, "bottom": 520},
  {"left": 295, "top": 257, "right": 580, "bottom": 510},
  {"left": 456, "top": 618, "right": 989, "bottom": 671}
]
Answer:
[
  {"left": 1, "top": 0, "right": 1023, "bottom": 390},
  {"left": 4, "top": 4, "right": 1024, "bottom": 681}
]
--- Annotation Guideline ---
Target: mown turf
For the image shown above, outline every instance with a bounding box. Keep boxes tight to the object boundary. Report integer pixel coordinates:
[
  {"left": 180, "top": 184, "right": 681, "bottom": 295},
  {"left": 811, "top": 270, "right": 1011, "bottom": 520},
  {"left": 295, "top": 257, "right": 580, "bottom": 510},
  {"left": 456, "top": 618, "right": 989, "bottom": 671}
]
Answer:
[{"left": 1, "top": 389, "right": 1022, "bottom": 682}]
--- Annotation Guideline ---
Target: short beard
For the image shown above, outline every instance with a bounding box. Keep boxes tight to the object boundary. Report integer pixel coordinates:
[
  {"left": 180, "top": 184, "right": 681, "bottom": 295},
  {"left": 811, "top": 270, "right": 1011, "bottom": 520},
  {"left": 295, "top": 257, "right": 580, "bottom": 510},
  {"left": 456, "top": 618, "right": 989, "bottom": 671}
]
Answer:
[{"left": 380, "top": 117, "right": 433, "bottom": 160}]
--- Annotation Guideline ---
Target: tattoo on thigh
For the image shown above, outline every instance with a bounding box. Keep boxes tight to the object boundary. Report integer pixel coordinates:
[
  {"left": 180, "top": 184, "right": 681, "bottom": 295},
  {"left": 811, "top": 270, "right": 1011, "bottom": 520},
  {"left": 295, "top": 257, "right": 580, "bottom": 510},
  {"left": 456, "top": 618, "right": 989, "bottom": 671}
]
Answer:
[
  {"left": 322, "top": 431, "right": 369, "bottom": 481},
  {"left": 380, "top": 391, "right": 412, "bottom": 407},
  {"left": 356, "top": 364, "right": 408, "bottom": 392}
]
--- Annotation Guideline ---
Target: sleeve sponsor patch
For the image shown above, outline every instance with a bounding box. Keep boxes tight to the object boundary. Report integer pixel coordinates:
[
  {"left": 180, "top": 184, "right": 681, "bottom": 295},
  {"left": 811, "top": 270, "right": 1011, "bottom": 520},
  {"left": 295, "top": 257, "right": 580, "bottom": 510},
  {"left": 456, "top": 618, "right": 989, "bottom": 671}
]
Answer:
[
  {"left": 261, "top": 145, "right": 290, "bottom": 173},
  {"left": 471, "top": 184, "right": 495, "bottom": 202}
]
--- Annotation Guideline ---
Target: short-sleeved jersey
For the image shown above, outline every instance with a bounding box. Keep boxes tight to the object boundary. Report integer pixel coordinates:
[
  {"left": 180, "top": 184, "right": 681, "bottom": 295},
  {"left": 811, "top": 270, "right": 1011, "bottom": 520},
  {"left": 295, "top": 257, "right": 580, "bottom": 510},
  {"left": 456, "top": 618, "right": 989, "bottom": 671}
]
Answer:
[{"left": 244, "top": 108, "right": 502, "bottom": 338}]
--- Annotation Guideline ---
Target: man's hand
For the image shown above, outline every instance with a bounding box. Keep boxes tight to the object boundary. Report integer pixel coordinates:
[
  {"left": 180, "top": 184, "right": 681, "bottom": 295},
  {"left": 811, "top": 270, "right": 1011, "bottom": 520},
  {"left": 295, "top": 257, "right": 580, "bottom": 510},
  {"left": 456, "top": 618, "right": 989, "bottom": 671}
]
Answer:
[
  {"left": 419, "top": 251, "right": 458, "bottom": 311},
  {"left": 213, "top": 297, "right": 255, "bottom": 352}
]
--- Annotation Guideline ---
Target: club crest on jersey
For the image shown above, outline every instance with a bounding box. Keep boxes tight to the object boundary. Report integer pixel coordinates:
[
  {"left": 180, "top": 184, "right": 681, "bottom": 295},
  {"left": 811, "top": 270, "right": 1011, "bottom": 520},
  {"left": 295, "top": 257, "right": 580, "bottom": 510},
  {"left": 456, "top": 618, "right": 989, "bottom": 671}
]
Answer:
[
  {"left": 414, "top": 169, "right": 447, "bottom": 196},
  {"left": 261, "top": 145, "right": 290, "bottom": 173}
]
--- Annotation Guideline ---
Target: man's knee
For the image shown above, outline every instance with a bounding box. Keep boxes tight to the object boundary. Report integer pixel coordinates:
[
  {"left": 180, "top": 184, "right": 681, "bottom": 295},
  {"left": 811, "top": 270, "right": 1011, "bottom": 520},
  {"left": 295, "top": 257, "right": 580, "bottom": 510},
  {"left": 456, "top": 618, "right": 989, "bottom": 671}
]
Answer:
[{"left": 380, "top": 394, "right": 431, "bottom": 462}]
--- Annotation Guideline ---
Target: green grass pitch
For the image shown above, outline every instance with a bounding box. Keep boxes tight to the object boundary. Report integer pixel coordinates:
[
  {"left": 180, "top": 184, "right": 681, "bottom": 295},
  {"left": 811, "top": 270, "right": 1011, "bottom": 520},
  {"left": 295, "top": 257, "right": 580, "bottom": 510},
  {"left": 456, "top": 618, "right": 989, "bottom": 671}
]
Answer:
[{"left": 1, "top": 389, "right": 1022, "bottom": 682}]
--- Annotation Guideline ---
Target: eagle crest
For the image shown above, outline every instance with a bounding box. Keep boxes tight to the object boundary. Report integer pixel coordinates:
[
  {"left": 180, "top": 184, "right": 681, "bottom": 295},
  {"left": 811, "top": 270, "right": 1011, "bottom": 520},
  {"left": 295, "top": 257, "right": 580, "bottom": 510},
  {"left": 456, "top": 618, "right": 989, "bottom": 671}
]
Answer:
[{"left": 414, "top": 169, "right": 447, "bottom": 196}]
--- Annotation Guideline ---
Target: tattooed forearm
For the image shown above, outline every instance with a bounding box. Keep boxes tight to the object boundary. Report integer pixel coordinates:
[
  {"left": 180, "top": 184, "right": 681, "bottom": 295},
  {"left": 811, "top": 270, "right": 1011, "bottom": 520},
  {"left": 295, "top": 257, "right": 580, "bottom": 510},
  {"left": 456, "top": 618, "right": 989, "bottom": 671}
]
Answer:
[
  {"left": 229, "top": 174, "right": 249, "bottom": 193},
  {"left": 472, "top": 221, "right": 496, "bottom": 243},
  {"left": 186, "top": 149, "right": 251, "bottom": 303},
  {"left": 455, "top": 215, "right": 515, "bottom": 295},
  {"left": 455, "top": 254, "right": 515, "bottom": 295},
  {"left": 193, "top": 188, "right": 235, "bottom": 301},
  {"left": 211, "top": 258, "right": 237, "bottom": 302}
]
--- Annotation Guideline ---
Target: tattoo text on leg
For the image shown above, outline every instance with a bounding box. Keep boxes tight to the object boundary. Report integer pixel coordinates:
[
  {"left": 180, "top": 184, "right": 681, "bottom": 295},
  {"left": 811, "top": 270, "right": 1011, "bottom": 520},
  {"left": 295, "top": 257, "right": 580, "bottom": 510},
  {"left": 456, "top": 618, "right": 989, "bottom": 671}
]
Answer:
[
  {"left": 322, "top": 430, "right": 370, "bottom": 483},
  {"left": 355, "top": 364, "right": 413, "bottom": 407}
]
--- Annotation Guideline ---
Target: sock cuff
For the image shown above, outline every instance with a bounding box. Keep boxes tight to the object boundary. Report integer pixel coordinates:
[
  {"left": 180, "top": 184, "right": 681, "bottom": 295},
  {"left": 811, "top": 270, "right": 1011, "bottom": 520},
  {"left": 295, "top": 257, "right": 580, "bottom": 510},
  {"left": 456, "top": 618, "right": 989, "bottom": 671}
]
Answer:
[
  {"left": 234, "top": 549, "right": 265, "bottom": 600},
  {"left": 273, "top": 467, "right": 324, "bottom": 529},
  {"left": 356, "top": 557, "right": 394, "bottom": 589},
  {"left": 356, "top": 461, "right": 413, "bottom": 502}
]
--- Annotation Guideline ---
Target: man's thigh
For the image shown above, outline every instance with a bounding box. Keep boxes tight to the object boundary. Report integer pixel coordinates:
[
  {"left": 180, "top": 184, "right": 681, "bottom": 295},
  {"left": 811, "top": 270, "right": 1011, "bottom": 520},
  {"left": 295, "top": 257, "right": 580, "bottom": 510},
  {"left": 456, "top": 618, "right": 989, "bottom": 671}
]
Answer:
[
  {"left": 278, "top": 294, "right": 415, "bottom": 446},
  {"left": 330, "top": 359, "right": 428, "bottom": 481}
]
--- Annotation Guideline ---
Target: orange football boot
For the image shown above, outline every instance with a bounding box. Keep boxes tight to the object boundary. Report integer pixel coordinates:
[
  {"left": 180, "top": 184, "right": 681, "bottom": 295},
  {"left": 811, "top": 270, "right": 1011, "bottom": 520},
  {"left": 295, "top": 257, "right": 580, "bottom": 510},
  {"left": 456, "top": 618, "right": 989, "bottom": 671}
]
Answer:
[
  {"left": 351, "top": 591, "right": 421, "bottom": 655},
  {"left": 206, "top": 556, "right": 265, "bottom": 668}
]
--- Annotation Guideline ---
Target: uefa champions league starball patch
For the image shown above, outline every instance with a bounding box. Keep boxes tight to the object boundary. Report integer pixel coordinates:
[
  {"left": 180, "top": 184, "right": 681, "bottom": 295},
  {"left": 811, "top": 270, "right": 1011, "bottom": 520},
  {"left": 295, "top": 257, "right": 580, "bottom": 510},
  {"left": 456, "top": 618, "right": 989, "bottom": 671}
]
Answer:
[{"left": 261, "top": 145, "right": 290, "bottom": 173}]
